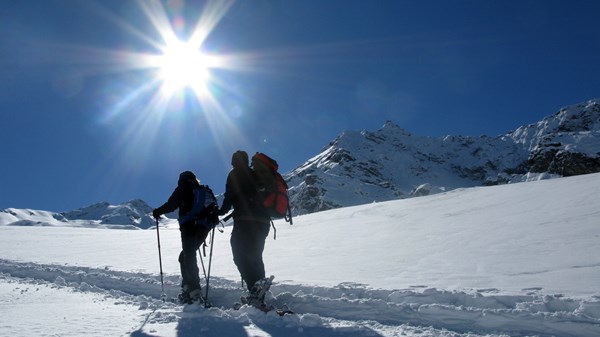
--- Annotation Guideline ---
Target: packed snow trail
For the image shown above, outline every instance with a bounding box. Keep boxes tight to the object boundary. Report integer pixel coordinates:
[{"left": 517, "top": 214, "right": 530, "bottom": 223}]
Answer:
[{"left": 2, "top": 259, "right": 599, "bottom": 337}]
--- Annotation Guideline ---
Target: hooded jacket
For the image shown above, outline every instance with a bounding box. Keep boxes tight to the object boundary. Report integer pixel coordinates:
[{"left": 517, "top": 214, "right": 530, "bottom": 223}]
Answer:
[{"left": 155, "top": 171, "right": 200, "bottom": 222}]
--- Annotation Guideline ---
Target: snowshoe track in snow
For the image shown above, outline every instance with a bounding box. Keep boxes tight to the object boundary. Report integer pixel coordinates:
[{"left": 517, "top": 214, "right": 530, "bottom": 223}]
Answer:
[{"left": 2, "top": 259, "right": 599, "bottom": 337}]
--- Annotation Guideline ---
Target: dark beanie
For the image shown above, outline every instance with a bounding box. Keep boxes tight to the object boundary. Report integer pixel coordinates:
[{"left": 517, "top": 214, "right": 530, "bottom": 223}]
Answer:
[
  {"left": 178, "top": 171, "right": 197, "bottom": 185},
  {"left": 231, "top": 150, "right": 249, "bottom": 168}
]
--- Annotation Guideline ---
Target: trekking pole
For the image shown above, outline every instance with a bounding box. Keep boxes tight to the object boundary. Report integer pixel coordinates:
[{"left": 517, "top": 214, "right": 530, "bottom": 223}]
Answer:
[
  {"left": 198, "top": 246, "right": 207, "bottom": 281},
  {"left": 198, "top": 229, "right": 211, "bottom": 287},
  {"left": 204, "top": 227, "right": 216, "bottom": 308},
  {"left": 155, "top": 218, "right": 167, "bottom": 301}
]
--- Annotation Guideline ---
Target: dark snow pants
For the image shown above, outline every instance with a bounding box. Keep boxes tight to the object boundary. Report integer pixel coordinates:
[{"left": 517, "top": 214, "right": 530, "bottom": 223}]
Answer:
[
  {"left": 179, "top": 221, "right": 210, "bottom": 291},
  {"left": 230, "top": 220, "right": 270, "bottom": 291}
]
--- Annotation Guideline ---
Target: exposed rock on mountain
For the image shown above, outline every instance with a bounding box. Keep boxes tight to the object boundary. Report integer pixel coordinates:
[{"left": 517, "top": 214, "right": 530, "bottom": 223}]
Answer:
[
  {"left": 506, "top": 100, "right": 600, "bottom": 176},
  {"left": 286, "top": 99, "right": 600, "bottom": 215}
]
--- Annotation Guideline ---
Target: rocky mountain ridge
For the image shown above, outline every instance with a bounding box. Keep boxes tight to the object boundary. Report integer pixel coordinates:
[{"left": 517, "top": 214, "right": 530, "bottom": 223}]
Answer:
[{"left": 286, "top": 99, "right": 600, "bottom": 214}]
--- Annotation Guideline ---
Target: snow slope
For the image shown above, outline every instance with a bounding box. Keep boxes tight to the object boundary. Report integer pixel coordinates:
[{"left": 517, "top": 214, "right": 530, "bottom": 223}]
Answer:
[{"left": 1, "top": 173, "right": 599, "bottom": 337}]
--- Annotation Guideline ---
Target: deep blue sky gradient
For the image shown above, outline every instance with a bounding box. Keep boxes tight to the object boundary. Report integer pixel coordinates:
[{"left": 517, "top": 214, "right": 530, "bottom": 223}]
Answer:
[{"left": 1, "top": 0, "right": 599, "bottom": 211}]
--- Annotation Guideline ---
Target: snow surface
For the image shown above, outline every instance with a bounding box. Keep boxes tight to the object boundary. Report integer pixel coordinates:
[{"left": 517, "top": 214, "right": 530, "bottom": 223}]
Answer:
[{"left": 1, "top": 173, "right": 600, "bottom": 337}]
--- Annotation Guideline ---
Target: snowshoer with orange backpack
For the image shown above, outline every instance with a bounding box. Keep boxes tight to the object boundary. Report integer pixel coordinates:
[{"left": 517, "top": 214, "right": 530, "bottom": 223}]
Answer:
[
  {"left": 220, "top": 151, "right": 293, "bottom": 310},
  {"left": 219, "top": 151, "right": 271, "bottom": 303}
]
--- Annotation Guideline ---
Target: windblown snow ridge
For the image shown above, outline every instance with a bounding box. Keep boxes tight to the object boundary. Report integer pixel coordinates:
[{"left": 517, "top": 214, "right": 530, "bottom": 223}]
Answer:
[{"left": 1, "top": 259, "right": 598, "bottom": 337}]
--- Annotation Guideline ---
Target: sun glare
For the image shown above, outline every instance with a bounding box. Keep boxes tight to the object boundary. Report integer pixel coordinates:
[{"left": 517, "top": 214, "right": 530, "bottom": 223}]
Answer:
[
  {"left": 88, "top": 0, "right": 247, "bottom": 166},
  {"left": 157, "top": 40, "right": 220, "bottom": 95}
]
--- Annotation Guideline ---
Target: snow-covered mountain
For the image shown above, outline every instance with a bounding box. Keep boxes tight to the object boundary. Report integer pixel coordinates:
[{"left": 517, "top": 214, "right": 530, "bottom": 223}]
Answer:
[
  {"left": 506, "top": 99, "right": 600, "bottom": 176},
  {"left": 287, "top": 99, "right": 600, "bottom": 214},
  {"left": 3, "top": 99, "right": 598, "bottom": 225},
  {"left": 0, "top": 199, "right": 155, "bottom": 229}
]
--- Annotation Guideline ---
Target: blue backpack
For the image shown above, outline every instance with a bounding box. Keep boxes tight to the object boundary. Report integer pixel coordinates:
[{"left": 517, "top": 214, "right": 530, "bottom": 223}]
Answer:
[{"left": 178, "top": 185, "right": 219, "bottom": 227}]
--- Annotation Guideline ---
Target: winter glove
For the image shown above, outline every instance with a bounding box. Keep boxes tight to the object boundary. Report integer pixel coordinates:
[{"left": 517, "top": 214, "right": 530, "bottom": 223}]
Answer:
[
  {"left": 208, "top": 208, "right": 220, "bottom": 227},
  {"left": 152, "top": 208, "right": 162, "bottom": 220}
]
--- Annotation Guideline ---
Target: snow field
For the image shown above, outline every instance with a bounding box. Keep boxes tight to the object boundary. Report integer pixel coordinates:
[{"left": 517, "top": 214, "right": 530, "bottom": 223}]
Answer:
[{"left": 1, "top": 173, "right": 599, "bottom": 336}]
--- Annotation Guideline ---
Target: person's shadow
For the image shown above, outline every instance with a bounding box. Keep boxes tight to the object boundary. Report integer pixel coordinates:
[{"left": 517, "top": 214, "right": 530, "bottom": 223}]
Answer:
[
  {"left": 131, "top": 306, "right": 385, "bottom": 337},
  {"left": 129, "top": 277, "right": 385, "bottom": 337},
  {"left": 173, "top": 310, "right": 385, "bottom": 337}
]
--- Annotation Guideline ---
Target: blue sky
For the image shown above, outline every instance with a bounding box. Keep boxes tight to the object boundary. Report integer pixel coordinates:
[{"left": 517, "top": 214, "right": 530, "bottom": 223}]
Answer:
[{"left": 1, "top": 0, "right": 599, "bottom": 212}]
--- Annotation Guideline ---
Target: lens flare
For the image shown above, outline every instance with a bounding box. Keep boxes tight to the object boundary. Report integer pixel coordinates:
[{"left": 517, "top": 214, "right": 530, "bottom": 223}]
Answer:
[
  {"left": 129, "top": 0, "right": 231, "bottom": 108},
  {"left": 73, "top": 0, "right": 248, "bottom": 186}
]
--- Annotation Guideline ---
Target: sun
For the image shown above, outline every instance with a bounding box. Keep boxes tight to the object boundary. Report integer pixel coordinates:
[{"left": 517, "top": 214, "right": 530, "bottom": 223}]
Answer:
[
  {"left": 91, "top": 0, "right": 240, "bottom": 126},
  {"left": 130, "top": 0, "right": 234, "bottom": 101},
  {"left": 156, "top": 40, "right": 221, "bottom": 96}
]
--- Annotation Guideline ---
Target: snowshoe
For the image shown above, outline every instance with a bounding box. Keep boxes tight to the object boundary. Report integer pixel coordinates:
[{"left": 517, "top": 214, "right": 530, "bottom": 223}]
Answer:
[
  {"left": 248, "top": 275, "right": 274, "bottom": 304},
  {"left": 243, "top": 296, "right": 274, "bottom": 312},
  {"left": 233, "top": 299, "right": 293, "bottom": 316},
  {"left": 275, "top": 304, "right": 294, "bottom": 316},
  {"left": 232, "top": 276, "right": 293, "bottom": 315}
]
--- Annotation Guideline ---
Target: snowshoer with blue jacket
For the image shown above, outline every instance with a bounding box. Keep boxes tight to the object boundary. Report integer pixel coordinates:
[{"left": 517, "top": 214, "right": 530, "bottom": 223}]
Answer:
[{"left": 153, "top": 170, "right": 217, "bottom": 303}]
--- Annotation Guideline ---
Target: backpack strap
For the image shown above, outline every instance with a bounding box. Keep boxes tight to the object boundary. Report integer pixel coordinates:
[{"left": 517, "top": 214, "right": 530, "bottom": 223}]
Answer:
[
  {"left": 271, "top": 219, "right": 277, "bottom": 240},
  {"left": 285, "top": 207, "right": 293, "bottom": 225}
]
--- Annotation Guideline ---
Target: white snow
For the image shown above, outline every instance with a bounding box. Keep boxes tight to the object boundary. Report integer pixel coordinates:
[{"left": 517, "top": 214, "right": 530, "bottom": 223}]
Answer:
[{"left": 1, "top": 173, "right": 599, "bottom": 337}]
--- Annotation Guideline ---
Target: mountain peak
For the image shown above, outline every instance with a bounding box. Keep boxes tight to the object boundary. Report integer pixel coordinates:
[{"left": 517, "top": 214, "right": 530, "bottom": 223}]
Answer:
[
  {"left": 287, "top": 99, "right": 600, "bottom": 215},
  {"left": 381, "top": 120, "right": 399, "bottom": 129},
  {"left": 378, "top": 120, "right": 411, "bottom": 136},
  {"left": 60, "top": 200, "right": 155, "bottom": 229},
  {"left": 508, "top": 99, "right": 600, "bottom": 155}
]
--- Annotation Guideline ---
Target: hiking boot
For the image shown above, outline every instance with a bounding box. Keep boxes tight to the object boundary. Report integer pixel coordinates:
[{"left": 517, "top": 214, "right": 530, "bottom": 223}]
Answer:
[
  {"left": 178, "top": 284, "right": 189, "bottom": 302},
  {"left": 249, "top": 282, "right": 264, "bottom": 300},
  {"left": 247, "top": 276, "right": 274, "bottom": 305},
  {"left": 188, "top": 288, "right": 203, "bottom": 302},
  {"left": 178, "top": 285, "right": 202, "bottom": 304}
]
